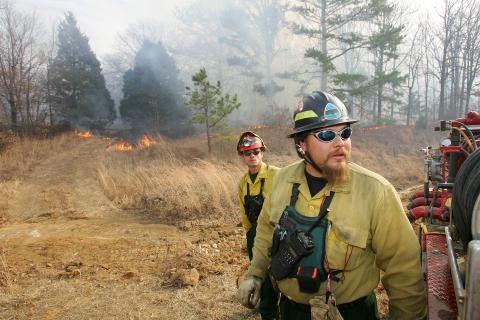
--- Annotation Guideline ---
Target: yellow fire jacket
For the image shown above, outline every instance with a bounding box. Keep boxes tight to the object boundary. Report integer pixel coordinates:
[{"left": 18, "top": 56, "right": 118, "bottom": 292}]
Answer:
[
  {"left": 246, "top": 160, "right": 427, "bottom": 320},
  {"left": 238, "top": 162, "right": 280, "bottom": 232}
]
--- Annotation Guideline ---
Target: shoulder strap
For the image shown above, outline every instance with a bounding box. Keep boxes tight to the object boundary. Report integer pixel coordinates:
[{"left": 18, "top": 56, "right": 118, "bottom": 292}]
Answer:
[
  {"left": 259, "top": 178, "right": 265, "bottom": 194},
  {"left": 289, "top": 183, "right": 301, "bottom": 207},
  {"left": 246, "top": 182, "right": 250, "bottom": 196},
  {"left": 306, "top": 191, "right": 335, "bottom": 235}
]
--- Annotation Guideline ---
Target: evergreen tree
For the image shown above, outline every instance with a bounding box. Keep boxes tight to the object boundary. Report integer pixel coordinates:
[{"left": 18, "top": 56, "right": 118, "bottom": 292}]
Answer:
[
  {"left": 186, "top": 68, "right": 240, "bottom": 154},
  {"left": 119, "top": 41, "right": 191, "bottom": 137},
  {"left": 49, "top": 12, "right": 115, "bottom": 129},
  {"left": 288, "top": 0, "right": 369, "bottom": 91},
  {"left": 366, "top": 0, "right": 405, "bottom": 122}
]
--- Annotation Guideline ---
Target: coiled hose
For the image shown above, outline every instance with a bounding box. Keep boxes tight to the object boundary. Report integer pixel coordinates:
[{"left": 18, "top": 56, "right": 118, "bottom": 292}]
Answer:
[{"left": 452, "top": 148, "right": 480, "bottom": 249}]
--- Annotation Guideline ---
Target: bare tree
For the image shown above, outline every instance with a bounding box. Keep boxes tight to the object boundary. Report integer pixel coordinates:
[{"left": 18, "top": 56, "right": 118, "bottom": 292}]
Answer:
[
  {"left": 461, "top": 0, "right": 480, "bottom": 114},
  {"left": 404, "top": 26, "right": 423, "bottom": 126},
  {"left": 0, "top": 2, "right": 47, "bottom": 131}
]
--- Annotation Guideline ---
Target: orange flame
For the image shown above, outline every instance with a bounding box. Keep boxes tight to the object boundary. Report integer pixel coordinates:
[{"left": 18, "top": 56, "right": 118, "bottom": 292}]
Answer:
[
  {"left": 248, "top": 124, "right": 269, "bottom": 130},
  {"left": 139, "top": 134, "right": 154, "bottom": 148},
  {"left": 108, "top": 141, "right": 134, "bottom": 151},
  {"left": 76, "top": 130, "right": 93, "bottom": 138}
]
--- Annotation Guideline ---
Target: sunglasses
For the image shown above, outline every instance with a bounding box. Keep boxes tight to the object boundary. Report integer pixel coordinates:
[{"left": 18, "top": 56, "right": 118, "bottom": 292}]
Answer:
[
  {"left": 311, "top": 127, "right": 352, "bottom": 142},
  {"left": 243, "top": 149, "right": 261, "bottom": 156}
]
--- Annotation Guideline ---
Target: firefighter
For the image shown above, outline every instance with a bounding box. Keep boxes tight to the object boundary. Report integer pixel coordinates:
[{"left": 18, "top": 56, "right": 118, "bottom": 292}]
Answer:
[
  {"left": 237, "top": 131, "right": 280, "bottom": 320},
  {"left": 237, "top": 92, "right": 427, "bottom": 320}
]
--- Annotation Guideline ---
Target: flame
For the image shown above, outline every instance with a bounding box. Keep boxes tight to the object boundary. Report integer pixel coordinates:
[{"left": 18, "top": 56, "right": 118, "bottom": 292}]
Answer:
[
  {"left": 139, "top": 134, "right": 154, "bottom": 148},
  {"left": 76, "top": 130, "right": 93, "bottom": 138},
  {"left": 108, "top": 141, "right": 134, "bottom": 151},
  {"left": 248, "top": 124, "right": 269, "bottom": 130}
]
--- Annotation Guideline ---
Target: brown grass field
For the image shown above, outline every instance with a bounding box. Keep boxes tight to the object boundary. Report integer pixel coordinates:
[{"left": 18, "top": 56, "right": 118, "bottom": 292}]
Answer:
[{"left": 0, "top": 125, "right": 442, "bottom": 319}]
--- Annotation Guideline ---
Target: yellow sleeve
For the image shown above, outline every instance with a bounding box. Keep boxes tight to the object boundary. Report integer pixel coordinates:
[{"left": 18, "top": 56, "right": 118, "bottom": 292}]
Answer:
[
  {"left": 245, "top": 189, "right": 274, "bottom": 280},
  {"left": 238, "top": 177, "right": 252, "bottom": 232},
  {"left": 372, "top": 184, "right": 427, "bottom": 320}
]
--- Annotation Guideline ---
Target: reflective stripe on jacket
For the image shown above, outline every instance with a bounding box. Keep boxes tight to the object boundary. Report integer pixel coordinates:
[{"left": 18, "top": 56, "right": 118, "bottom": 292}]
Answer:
[
  {"left": 238, "top": 162, "right": 280, "bottom": 232},
  {"left": 246, "top": 160, "right": 427, "bottom": 320}
]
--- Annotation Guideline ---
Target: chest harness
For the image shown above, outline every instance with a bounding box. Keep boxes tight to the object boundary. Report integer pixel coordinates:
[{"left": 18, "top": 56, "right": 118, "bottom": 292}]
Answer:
[
  {"left": 244, "top": 177, "right": 265, "bottom": 225},
  {"left": 269, "top": 183, "right": 335, "bottom": 293}
]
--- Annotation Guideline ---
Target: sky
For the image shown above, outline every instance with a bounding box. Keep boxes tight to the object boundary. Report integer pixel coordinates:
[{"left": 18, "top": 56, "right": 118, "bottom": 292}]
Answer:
[
  {"left": 16, "top": 0, "right": 442, "bottom": 58},
  {"left": 15, "top": 0, "right": 190, "bottom": 56}
]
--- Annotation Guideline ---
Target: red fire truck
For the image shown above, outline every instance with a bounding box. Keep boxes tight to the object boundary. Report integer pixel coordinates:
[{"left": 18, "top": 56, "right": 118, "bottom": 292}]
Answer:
[{"left": 407, "top": 111, "right": 480, "bottom": 319}]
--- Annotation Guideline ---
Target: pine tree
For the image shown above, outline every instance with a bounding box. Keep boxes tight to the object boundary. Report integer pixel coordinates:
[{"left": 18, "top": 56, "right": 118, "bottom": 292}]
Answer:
[
  {"left": 49, "top": 12, "right": 115, "bottom": 129},
  {"left": 289, "top": 0, "right": 369, "bottom": 91},
  {"left": 366, "top": 0, "right": 405, "bottom": 122},
  {"left": 186, "top": 68, "right": 240, "bottom": 154},
  {"left": 119, "top": 41, "right": 191, "bottom": 137}
]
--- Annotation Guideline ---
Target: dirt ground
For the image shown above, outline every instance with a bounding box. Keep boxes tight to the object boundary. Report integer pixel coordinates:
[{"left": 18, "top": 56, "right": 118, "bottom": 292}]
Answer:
[
  {"left": 0, "top": 133, "right": 423, "bottom": 320},
  {"left": 0, "top": 137, "right": 255, "bottom": 320}
]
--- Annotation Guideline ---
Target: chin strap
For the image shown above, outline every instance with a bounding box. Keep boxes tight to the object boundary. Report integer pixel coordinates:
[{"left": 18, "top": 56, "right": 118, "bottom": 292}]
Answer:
[{"left": 296, "top": 144, "right": 324, "bottom": 175}]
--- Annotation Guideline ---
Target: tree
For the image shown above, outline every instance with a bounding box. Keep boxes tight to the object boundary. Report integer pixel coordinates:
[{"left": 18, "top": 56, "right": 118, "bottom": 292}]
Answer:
[
  {"left": 186, "top": 68, "right": 240, "bottom": 154},
  {"left": 49, "top": 12, "right": 115, "bottom": 129},
  {"left": 0, "top": 2, "right": 48, "bottom": 132},
  {"left": 288, "top": 0, "right": 369, "bottom": 91},
  {"left": 119, "top": 40, "right": 191, "bottom": 137},
  {"left": 404, "top": 26, "right": 423, "bottom": 126},
  {"left": 220, "top": 0, "right": 285, "bottom": 107},
  {"left": 366, "top": 0, "right": 405, "bottom": 122},
  {"left": 102, "top": 22, "right": 165, "bottom": 107}
]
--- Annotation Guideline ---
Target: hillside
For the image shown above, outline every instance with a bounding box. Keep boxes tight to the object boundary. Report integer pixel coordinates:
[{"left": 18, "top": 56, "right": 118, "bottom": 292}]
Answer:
[{"left": 0, "top": 126, "right": 442, "bottom": 319}]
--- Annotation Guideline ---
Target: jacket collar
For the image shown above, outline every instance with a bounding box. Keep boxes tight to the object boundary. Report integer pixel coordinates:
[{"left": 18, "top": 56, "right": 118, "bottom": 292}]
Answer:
[{"left": 245, "top": 162, "right": 268, "bottom": 184}]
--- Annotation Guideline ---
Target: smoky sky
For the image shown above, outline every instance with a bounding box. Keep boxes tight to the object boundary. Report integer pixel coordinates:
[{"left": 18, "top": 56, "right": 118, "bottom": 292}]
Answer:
[
  {"left": 16, "top": 0, "right": 440, "bottom": 58},
  {"left": 15, "top": 0, "right": 189, "bottom": 56}
]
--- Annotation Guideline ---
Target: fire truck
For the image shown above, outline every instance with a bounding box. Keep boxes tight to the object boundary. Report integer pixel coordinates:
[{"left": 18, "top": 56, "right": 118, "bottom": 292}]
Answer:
[{"left": 406, "top": 111, "right": 480, "bottom": 319}]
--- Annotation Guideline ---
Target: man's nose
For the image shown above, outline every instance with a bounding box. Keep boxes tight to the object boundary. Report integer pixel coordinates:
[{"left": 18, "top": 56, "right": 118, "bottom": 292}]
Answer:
[{"left": 332, "top": 134, "right": 345, "bottom": 146}]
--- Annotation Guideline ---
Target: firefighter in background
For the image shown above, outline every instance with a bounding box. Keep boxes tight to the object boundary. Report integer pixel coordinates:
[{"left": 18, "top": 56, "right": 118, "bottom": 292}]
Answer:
[
  {"left": 238, "top": 92, "right": 427, "bottom": 320},
  {"left": 237, "top": 131, "right": 280, "bottom": 320}
]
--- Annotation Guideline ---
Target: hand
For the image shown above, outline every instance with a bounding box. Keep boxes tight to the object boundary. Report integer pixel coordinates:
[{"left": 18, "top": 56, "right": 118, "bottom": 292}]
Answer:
[{"left": 237, "top": 276, "right": 263, "bottom": 309}]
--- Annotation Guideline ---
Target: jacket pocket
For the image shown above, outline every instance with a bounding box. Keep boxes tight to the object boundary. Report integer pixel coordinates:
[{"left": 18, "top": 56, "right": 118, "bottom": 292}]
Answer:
[{"left": 325, "top": 222, "right": 369, "bottom": 271}]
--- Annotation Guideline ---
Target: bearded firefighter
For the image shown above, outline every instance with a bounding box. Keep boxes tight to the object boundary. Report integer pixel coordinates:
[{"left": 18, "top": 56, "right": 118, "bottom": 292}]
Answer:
[
  {"left": 237, "top": 91, "right": 426, "bottom": 320},
  {"left": 237, "top": 131, "right": 280, "bottom": 320}
]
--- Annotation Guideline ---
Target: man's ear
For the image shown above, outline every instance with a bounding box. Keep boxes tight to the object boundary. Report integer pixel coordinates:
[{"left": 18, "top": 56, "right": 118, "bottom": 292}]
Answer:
[{"left": 298, "top": 139, "right": 306, "bottom": 152}]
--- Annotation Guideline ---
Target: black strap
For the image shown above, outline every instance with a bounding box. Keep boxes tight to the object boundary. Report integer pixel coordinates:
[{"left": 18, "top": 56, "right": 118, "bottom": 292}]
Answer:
[
  {"left": 246, "top": 178, "right": 265, "bottom": 196},
  {"left": 306, "top": 192, "right": 335, "bottom": 235},
  {"left": 290, "top": 183, "right": 301, "bottom": 207}
]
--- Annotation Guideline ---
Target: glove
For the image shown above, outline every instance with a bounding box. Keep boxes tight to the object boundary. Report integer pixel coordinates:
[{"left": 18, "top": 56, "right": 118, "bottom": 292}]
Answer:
[{"left": 237, "top": 276, "right": 263, "bottom": 309}]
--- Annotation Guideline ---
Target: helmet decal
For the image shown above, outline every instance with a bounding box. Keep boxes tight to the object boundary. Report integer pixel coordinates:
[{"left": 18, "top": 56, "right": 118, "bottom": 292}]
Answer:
[
  {"left": 294, "top": 110, "right": 318, "bottom": 122},
  {"left": 324, "top": 103, "right": 342, "bottom": 120},
  {"left": 240, "top": 136, "right": 258, "bottom": 147},
  {"left": 296, "top": 100, "right": 304, "bottom": 112}
]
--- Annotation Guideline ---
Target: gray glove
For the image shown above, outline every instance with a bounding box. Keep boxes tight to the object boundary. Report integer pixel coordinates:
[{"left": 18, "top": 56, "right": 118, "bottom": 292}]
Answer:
[{"left": 237, "top": 276, "right": 263, "bottom": 309}]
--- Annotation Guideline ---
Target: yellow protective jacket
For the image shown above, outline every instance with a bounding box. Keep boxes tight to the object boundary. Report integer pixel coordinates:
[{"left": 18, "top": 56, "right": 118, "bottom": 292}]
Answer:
[
  {"left": 238, "top": 162, "right": 280, "bottom": 232},
  {"left": 246, "top": 160, "right": 427, "bottom": 320}
]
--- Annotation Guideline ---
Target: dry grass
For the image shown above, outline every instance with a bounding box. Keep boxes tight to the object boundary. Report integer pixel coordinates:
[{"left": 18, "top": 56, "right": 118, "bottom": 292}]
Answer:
[
  {"left": 98, "top": 136, "right": 245, "bottom": 224},
  {"left": 0, "top": 248, "right": 13, "bottom": 292},
  {"left": 0, "top": 133, "right": 71, "bottom": 180},
  {"left": 0, "top": 134, "right": 75, "bottom": 224},
  {"left": 98, "top": 125, "right": 441, "bottom": 224}
]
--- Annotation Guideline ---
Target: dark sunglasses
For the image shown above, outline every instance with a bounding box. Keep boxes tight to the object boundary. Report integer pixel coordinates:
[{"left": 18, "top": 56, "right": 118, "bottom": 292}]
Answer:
[
  {"left": 311, "top": 127, "right": 352, "bottom": 142},
  {"left": 243, "top": 149, "right": 261, "bottom": 156}
]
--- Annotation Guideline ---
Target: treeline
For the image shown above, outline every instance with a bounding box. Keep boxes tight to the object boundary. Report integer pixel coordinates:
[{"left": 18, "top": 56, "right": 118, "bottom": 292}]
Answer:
[
  {"left": 1, "top": 0, "right": 480, "bottom": 137},
  {"left": 0, "top": 6, "right": 195, "bottom": 137}
]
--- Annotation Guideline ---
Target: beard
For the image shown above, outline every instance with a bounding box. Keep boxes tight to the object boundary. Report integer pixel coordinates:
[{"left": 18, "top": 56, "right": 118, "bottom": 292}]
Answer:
[{"left": 306, "top": 148, "right": 350, "bottom": 185}]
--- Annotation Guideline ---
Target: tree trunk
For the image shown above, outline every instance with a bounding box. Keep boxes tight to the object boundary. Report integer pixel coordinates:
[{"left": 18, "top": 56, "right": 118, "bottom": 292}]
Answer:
[{"left": 320, "top": 0, "right": 327, "bottom": 91}]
